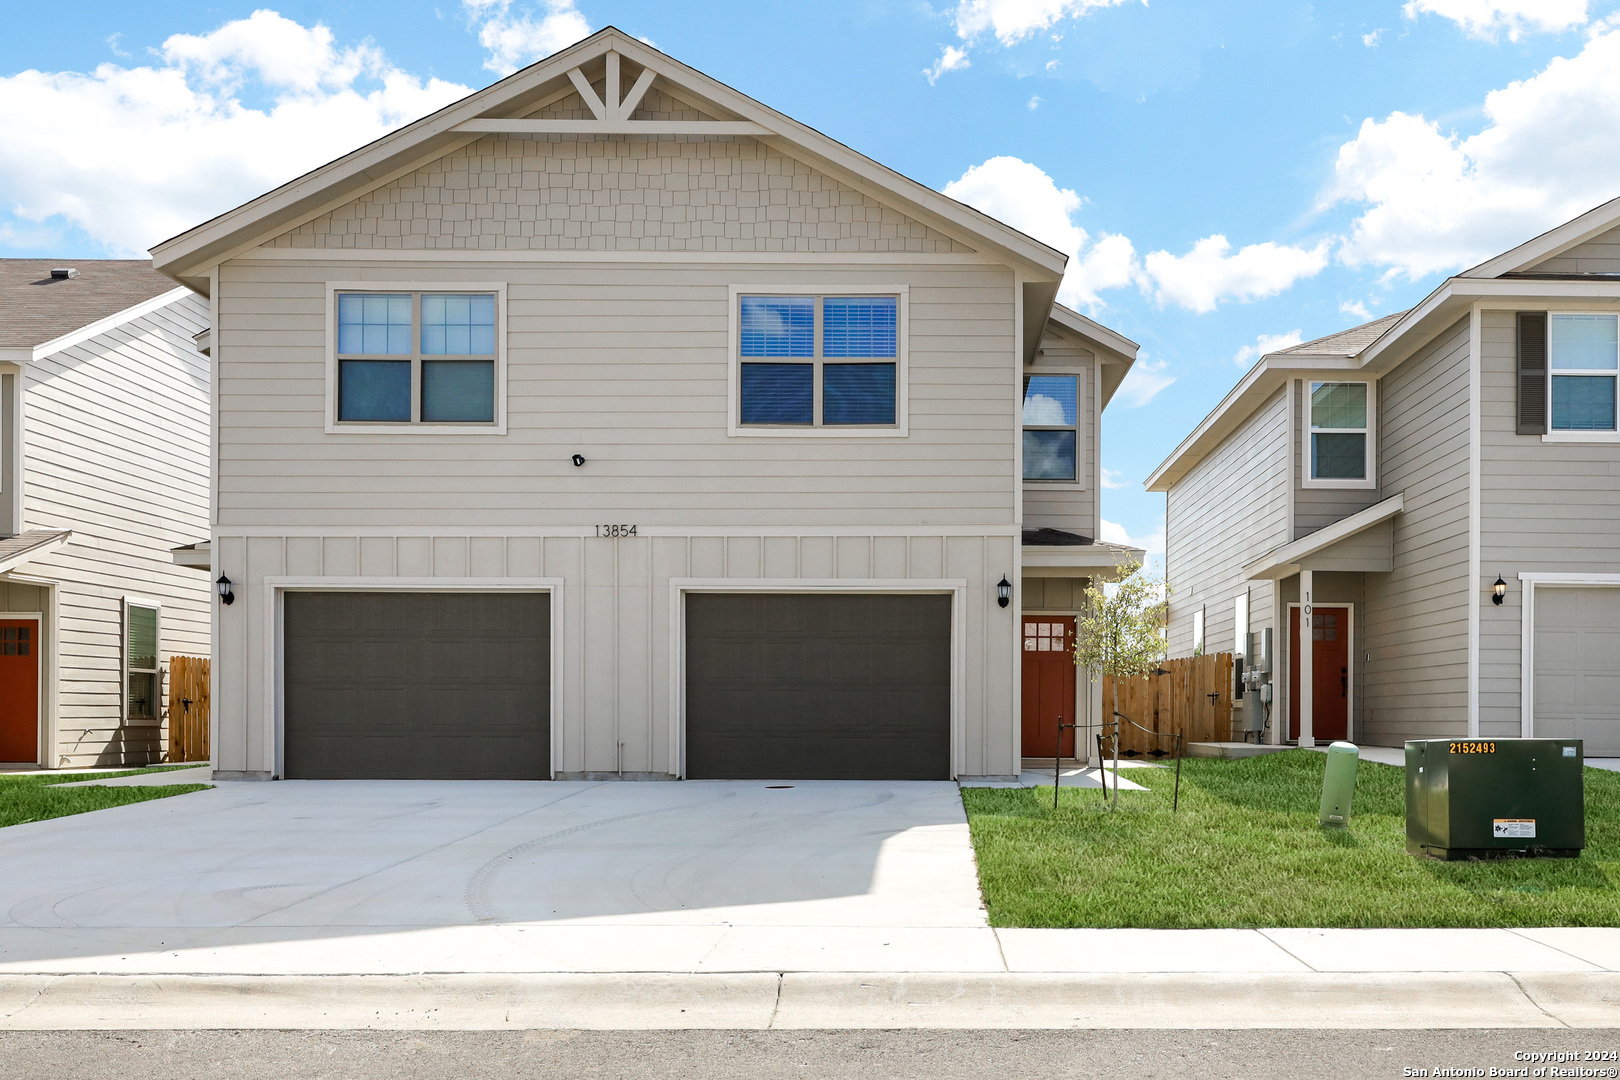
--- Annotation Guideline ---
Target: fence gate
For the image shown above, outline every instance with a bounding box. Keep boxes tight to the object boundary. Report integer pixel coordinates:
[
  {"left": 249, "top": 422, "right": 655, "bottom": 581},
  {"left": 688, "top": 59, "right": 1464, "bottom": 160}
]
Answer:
[
  {"left": 168, "top": 655, "right": 210, "bottom": 763},
  {"left": 1102, "top": 653, "right": 1234, "bottom": 756}
]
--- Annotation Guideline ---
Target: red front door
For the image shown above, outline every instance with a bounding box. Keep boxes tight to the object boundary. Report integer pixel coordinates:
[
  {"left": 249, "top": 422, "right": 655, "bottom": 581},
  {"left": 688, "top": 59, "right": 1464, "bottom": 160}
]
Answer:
[
  {"left": 1021, "top": 617, "right": 1077, "bottom": 758},
  {"left": 0, "top": 619, "right": 40, "bottom": 763},
  {"left": 1289, "top": 607, "right": 1349, "bottom": 742}
]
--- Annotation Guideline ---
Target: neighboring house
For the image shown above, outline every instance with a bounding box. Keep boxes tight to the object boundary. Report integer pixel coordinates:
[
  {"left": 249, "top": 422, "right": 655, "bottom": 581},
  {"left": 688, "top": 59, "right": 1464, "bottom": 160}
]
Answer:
[
  {"left": 151, "top": 28, "right": 1138, "bottom": 782},
  {"left": 0, "top": 261, "right": 211, "bottom": 768},
  {"left": 1147, "top": 198, "right": 1620, "bottom": 752}
]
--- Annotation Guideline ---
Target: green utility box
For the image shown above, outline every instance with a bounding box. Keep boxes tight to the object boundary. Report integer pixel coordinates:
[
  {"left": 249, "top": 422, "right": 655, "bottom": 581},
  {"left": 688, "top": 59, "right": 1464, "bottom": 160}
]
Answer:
[{"left": 1406, "top": 739, "right": 1585, "bottom": 860}]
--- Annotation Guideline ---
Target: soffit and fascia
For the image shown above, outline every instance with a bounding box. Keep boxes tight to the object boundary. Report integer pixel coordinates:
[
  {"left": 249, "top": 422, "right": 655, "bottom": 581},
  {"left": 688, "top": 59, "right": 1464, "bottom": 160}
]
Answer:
[
  {"left": 1242, "top": 493, "right": 1405, "bottom": 581},
  {"left": 149, "top": 28, "right": 1069, "bottom": 300},
  {"left": 1039, "top": 303, "right": 1140, "bottom": 410}
]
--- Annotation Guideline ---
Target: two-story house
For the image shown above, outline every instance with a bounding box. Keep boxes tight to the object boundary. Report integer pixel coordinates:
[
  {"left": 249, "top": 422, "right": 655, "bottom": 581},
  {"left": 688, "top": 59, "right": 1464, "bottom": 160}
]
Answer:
[
  {"left": 151, "top": 29, "right": 1138, "bottom": 782},
  {"left": 0, "top": 260, "right": 211, "bottom": 768},
  {"left": 1147, "top": 198, "right": 1620, "bottom": 752}
]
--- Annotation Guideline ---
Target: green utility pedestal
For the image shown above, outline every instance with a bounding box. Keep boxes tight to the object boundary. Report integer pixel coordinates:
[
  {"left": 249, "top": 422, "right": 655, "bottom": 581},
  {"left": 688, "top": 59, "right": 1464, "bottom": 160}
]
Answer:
[
  {"left": 1406, "top": 738, "right": 1585, "bottom": 860},
  {"left": 1319, "top": 741, "right": 1359, "bottom": 828}
]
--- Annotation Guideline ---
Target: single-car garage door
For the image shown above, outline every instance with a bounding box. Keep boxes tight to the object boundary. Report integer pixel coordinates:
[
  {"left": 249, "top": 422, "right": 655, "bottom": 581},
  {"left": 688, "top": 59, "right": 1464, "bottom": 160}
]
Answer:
[
  {"left": 284, "top": 591, "right": 550, "bottom": 779},
  {"left": 1534, "top": 586, "right": 1620, "bottom": 756},
  {"left": 685, "top": 593, "right": 951, "bottom": 780}
]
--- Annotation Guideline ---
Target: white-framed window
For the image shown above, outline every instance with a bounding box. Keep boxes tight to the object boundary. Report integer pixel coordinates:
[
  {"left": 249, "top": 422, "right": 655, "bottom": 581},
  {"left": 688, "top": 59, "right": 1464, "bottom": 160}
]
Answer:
[
  {"left": 1023, "top": 374, "right": 1080, "bottom": 482},
  {"left": 124, "top": 598, "right": 160, "bottom": 723},
  {"left": 1192, "top": 606, "right": 1205, "bottom": 656},
  {"left": 1305, "top": 380, "right": 1374, "bottom": 487},
  {"left": 727, "top": 286, "right": 909, "bottom": 437},
  {"left": 1550, "top": 313, "right": 1619, "bottom": 433},
  {"left": 325, "top": 283, "right": 507, "bottom": 434}
]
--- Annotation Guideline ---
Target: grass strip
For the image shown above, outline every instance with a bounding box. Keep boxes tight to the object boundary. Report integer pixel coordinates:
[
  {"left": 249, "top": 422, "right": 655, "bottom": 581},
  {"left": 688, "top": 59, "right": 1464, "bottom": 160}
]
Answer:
[
  {"left": 962, "top": 750, "right": 1620, "bottom": 928},
  {"left": 0, "top": 766, "right": 212, "bottom": 829}
]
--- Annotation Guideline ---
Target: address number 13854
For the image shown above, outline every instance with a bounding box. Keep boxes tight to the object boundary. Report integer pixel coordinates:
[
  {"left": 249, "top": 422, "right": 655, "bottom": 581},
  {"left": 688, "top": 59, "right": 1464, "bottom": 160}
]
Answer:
[{"left": 595, "top": 524, "right": 638, "bottom": 538}]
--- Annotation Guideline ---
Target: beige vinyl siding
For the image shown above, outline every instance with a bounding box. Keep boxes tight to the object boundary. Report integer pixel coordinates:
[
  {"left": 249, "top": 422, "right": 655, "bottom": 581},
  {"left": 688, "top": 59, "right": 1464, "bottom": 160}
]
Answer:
[
  {"left": 1477, "top": 308, "right": 1620, "bottom": 737},
  {"left": 1359, "top": 316, "right": 1472, "bottom": 746},
  {"left": 1528, "top": 226, "right": 1620, "bottom": 275},
  {"left": 214, "top": 529, "right": 1017, "bottom": 779},
  {"left": 18, "top": 295, "right": 212, "bottom": 767},
  {"left": 1022, "top": 327, "right": 1096, "bottom": 536},
  {"left": 1164, "top": 386, "right": 1289, "bottom": 660},
  {"left": 261, "top": 134, "right": 971, "bottom": 254},
  {"left": 1292, "top": 379, "right": 1381, "bottom": 539},
  {"left": 217, "top": 259, "right": 1016, "bottom": 529}
]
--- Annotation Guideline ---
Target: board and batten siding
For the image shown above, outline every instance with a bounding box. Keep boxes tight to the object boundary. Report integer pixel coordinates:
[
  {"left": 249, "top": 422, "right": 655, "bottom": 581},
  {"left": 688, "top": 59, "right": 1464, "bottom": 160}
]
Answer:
[
  {"left": 1358, "top": 315, "right": 1472, "bottom": 745},
  {"left": 213, "top": 530, "right": 1017, "bottom": 778},
  {"left": 1476, "top": 307, "right": 1620, "bottom": 737},
  {"left": 1164, "top": 386, "right": 1290, "bottom": 660},
  {"left": 1022, "top": 327, "right": 1097, "bottom": 537},
  {"left": 1291, "top": 379, "right": 1382, "bottom": 539},
  {"left": 1527, "top": 226, "right": 1620, "bottom": 275},
  {"left": 217, "top": 258, "right": 1016, "bottom": 528},
  {"left": 17, "top": 295, "right": 212, "bottom": 767}
]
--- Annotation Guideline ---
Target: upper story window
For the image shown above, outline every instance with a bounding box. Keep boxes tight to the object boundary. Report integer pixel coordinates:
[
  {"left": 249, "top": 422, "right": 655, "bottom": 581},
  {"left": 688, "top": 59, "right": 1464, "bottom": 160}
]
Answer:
[
  {"left": 1550, "top": 314, "right": 1619, "bottom": 432},
  {"left": 1023, "top": 375, "right": 1078, "bottom": 482},
  {"left": 1307, "top": 381, "right": 1372, "bottom": 485},
  {"left": 731, "top": 290, "right": 907, "bottom": 436},
  {"left": 329, "top": 287, "right": 504, "bottom": 433}
]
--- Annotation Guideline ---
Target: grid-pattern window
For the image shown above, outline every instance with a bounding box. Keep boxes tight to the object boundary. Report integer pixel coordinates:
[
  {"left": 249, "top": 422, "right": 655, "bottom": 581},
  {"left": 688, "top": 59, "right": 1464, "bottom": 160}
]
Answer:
[
  {"left": 337, "top": 292, "right": 498, "bottom": 425},
  {"left": 1023, "top": 621, "right": 1071, "bottom": 652},
  {"left": 126, "top": 602, "right": 159, "bottom": 723},
  {"left": 1550, "top": 314, "right": 1619, "bottom": 432},
  {"left": 1022, "top": 375, "right": 1078, "bottom": 481},
  {"left": 1309, "top": 382, "right": 1370, "bottom": 481},
  {"left": 738, "top": 295, "right": 897, "bottom": 427}
]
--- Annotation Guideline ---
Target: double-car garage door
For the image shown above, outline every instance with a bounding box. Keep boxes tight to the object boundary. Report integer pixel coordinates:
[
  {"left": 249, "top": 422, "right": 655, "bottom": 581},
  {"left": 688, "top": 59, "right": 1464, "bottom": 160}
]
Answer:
[
  {"left": 281, "top": 590, "right": 951, "bottom": 780},
  {"left": 1534, "top": 586, "right": 1620, "bottom": 756}
]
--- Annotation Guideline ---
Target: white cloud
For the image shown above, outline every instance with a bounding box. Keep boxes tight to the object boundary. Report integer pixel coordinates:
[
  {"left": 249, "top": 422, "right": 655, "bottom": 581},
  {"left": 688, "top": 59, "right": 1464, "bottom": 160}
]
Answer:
[
  {"left": 465, "top": 0, "right": 592, "bottom": 76},
  {"left": 1100, "top": 466, "right": 1129, "bottom": 489},
  {"left": 924, "top": 45, "right": 971, "bottom": 85},
  {"left": 1402, "top": 0, "right": 1587, "bottom": 41},
  {"left": 1362, "top": 28, "right": 1386, "bottom": 46},
  {"left": 942, "top": 156, "right": 1144, "bottom": 311},
  {"left": 1143, "top": 236, "right": 1330, "bottom": 314},
  {"left": 1114, "top": 356, "right": 1174, "bottom": 407},
  {"left": 1326, "top": 22, "right": 1620, "bottom": 279},
  {"left": 1233, "top": 330, "right": 1304, "bottom": 368},
  {"left": 0, "top": 10, "right": 471, "bottom": 255},
  {"left": 952, "top": 0, "right": 1134, "bottom": 46},
  {"left": 1027, "top": 94, "right": 1041, "bottom": 110},
  {"left": 1101, "top": 518, "right": 1165, "bottom": 555},
  {"left": 1340, "top": 300, "right": 1375, "bottom": 320}
]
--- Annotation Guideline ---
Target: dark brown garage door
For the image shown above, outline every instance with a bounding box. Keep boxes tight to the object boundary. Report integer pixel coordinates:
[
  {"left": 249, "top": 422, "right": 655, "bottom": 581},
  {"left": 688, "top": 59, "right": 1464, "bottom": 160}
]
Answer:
[
  {"left": 685, "top": 593, "right": 952, "bottom": 780},
  {"left": 283, "top": 591, "right": 549, "bottom": 779}
]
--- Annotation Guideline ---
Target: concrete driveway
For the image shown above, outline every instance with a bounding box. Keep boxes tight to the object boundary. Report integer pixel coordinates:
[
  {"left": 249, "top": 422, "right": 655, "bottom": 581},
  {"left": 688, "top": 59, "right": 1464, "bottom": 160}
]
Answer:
[{"left": 0, "top": 780, "right": 997, "bottom": 974}]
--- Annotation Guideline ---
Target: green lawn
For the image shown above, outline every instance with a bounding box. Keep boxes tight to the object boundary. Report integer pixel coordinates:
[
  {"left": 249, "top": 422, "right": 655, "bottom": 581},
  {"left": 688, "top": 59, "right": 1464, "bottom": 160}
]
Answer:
[
  {"left": 0, "top": 766, "right": 211, "bottom": 829},
  {"left": 962, "top": 750, "right": 1620, "bottom": 928}
]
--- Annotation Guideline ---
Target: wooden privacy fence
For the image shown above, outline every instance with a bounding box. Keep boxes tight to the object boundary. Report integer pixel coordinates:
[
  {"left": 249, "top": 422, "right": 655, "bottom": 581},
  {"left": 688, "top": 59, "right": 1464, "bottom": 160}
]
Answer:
[
  {"left": 1102, "top": 653, "right": 1234, "bottom": 755},
  {"left": 168, "top": 655, "right": 210, "bottom": 763}
]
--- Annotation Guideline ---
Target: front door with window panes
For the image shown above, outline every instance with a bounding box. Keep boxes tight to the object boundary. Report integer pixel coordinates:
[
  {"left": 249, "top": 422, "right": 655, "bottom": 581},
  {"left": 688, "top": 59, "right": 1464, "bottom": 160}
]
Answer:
[
  {"left": 1550, "top": 314, "right": 1620, "bottom": 431},
  {"left": 0, "top": 620, "right": 39, "bottom": 762},
  {"left": 1021, "top": 618, "right": 1077, "bottom": 758}
]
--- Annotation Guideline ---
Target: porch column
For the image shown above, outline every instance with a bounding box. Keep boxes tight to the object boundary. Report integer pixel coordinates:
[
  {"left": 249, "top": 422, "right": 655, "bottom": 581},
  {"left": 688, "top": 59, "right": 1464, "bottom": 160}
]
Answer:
[{"left": 1299, "top": 569, "right": 1314, "bottom": 748}]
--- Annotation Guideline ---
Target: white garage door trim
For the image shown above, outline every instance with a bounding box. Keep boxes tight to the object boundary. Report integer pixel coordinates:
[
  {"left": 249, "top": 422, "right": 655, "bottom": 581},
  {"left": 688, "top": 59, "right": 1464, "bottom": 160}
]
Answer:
[
  {"left": 668, "top": 578, "right": 968, "bottom": 779},
  {"left": 1518, "top": 572, "right": 1620, "bottom": 739},
  {"left": 263, "top": 576, "right": 564, "bottom": 779}
]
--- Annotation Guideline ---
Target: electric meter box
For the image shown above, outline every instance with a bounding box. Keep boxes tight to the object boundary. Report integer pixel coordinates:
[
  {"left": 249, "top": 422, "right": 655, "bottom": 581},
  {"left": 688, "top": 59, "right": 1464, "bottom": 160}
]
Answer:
[{"left": 1405, "top": 739, "right": 1584, "bottom": 860}]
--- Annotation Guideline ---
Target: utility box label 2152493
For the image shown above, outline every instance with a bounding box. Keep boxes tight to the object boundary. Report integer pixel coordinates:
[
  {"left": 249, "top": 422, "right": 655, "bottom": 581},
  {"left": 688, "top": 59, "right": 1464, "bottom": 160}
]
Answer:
[{"left": 1493, "top": 819, "right": 1536, "bottom": 839}]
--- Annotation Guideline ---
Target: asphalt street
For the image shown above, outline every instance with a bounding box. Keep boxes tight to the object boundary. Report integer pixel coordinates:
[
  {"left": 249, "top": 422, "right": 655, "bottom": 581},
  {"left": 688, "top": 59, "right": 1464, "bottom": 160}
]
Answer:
[{"left": 3, "top": 1029, "right": 1618, "bottom": 1080}]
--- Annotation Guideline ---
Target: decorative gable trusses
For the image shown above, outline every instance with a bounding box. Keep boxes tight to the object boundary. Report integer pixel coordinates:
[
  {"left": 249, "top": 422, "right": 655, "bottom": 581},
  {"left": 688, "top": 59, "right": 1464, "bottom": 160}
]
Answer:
[{"left": 151, "top": 28, "right": 1067, "bottom": 299}]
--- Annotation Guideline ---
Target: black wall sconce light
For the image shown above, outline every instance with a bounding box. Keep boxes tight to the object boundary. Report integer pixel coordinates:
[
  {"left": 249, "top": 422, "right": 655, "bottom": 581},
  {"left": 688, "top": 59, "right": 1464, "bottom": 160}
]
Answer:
[
  {"left": 216, "top": 574, "right": 234, "bottom": 606},
  {"left": 1492, "top": 576, "right": 1507, "bottom": 606},
  {"left": 996, "top": 576, "right": 1012, "bottom": 609},
  {"left": 571, "top": 454, "right": 586, "bottom": 467}
]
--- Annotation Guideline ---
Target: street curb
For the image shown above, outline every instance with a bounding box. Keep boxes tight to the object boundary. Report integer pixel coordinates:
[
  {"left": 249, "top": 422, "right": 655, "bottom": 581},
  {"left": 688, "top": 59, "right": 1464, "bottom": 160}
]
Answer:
[{"left": 1, "top": 971, "right": 1617, "bottom": 1029}]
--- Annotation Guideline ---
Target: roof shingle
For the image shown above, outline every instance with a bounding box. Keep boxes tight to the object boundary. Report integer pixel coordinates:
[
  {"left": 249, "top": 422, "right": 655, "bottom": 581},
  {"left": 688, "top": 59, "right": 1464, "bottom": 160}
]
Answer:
[
  {"left": 1276, "top": 311, "right": 1408, "bottom": 357},
  {"left": 0, "top": 260, "right": 180, "bottom": 350}
]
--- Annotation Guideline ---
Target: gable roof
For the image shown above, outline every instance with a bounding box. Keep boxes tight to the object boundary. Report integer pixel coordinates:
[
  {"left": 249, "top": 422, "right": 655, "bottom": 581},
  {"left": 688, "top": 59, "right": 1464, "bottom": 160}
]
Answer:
[
  {"left": 0, "top": 261, "right": 180, "bottom": 350},
  {"left": 1274, "top": 311, "right": 1407, "bottom": 357},
  {"left": 150, "top": 28, "right": 1068, "bottom": 298},
  {"left": 1044, "top": 303, "right": 1139, "bottom": 409},
  {"left": 1461, "top": 193, "right": 1620, "bottom": 279}
]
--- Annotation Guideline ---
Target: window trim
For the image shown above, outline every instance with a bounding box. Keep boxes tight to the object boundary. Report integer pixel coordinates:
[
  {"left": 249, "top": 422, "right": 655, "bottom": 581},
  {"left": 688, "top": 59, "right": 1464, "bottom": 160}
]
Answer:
[
  {"left": 727, "top": 284, "right": 909, "bottom": 438},
  {"left": 325, "top": 282, "right": 508, "bottom": 435},
  {"left": 1302, "top": 379, "right": 1376, "bottom": 490},
  {"left": 1021, "top": 368, "right": 1084, "bottom": 486},
  {"left": 1546, "top": 311, "right": 1620, "bottom": 436},
  {"left": 123, "top": 596, "right": 161, "bottom": 725}
]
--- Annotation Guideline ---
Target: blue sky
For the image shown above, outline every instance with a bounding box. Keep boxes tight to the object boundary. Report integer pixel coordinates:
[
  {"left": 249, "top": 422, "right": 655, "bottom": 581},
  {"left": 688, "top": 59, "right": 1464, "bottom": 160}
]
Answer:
[{"left": 4, "top": 0, "right": 1619, "bottom": 555}]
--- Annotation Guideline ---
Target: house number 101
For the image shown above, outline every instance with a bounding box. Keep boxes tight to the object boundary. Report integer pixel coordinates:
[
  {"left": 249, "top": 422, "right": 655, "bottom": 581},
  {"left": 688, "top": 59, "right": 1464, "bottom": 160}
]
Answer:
[{"left": 595, "top": 524, "right": 638, "bottom": 538}]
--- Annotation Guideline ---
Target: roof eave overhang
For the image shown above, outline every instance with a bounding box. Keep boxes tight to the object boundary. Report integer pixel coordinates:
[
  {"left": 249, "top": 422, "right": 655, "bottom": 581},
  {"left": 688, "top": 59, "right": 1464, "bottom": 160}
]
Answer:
[
  {"left": 0, "top": 530, "right": 72, "bottom": 576},
  {"left": 1041, "top": 303, "right": 1139, "bottom": 407},
  {"left": 1243, "top": 493, "right": 1404, "bottom": 581},
  {"left": 1460, "top": 194, "right": 1620, "bottom": 279},
  {"left": 1022, "top": 543, "right": 1146, "bottom": 578},
  {"left": 171, "top": 540, "right": 212, "bottom": 570},
  {"left": 151, "top": 28, "right": 1069, "bottom": 295}
]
